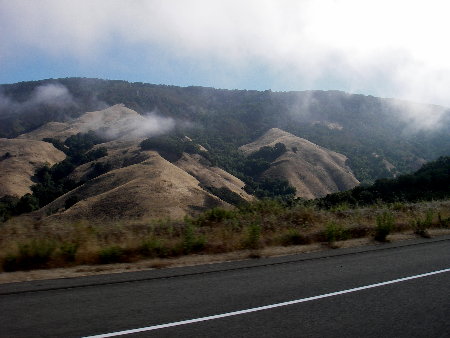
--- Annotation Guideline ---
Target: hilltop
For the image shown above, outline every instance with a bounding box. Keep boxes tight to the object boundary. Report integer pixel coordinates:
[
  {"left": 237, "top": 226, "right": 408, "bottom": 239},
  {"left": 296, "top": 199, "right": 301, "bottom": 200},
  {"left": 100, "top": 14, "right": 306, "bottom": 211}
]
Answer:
[{"left": 239, "top": 128, "right": 359, "bottom": 198}]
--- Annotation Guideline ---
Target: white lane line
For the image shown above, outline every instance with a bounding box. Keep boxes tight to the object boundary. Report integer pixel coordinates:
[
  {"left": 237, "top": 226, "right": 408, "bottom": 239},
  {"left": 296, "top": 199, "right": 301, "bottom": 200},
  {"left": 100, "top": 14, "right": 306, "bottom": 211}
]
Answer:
[{"left": 84, "top": 268, "right": 450, "bottom": 338}]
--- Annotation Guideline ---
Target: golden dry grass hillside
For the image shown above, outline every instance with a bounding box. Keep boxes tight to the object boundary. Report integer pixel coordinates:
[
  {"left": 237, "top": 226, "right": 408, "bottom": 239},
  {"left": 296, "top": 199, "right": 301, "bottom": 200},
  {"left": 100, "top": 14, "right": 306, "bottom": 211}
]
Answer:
[
  {"left": 240, "top": 128, "right": 359, "bottom": 199},
  {"left": 17, "top": 104, "right": 150, "bottom": 141},
  {"left": 175, "top": 153, "right": 254, "bottom": 202},
  {"left": 0, "top": 138, "right": 66, "bottom": 197},
  {"left": 3, "top": 104, "right": 259, "bottom": 223},
  {"left": 39, "top": 151, "right": 227, "bottom": 223}
]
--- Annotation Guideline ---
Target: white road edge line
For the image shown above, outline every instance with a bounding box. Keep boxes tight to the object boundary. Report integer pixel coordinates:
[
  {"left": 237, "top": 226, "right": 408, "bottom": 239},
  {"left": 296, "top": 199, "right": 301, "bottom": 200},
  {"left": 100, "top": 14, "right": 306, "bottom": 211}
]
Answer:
[{"left": 84, "top": 267, "right": 450, "bottom": 338}]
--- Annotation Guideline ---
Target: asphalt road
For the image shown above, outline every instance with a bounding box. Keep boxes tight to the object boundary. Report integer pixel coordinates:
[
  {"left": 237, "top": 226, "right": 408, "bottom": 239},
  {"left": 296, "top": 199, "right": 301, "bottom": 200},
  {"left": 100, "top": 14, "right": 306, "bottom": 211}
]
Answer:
[{"left": 1, "top": 237, "right": 449, "bottom": 338}]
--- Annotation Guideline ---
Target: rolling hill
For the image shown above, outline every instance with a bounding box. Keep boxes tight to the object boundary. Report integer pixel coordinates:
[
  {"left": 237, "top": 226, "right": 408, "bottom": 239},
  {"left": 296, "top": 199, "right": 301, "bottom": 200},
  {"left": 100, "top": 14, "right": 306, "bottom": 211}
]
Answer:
[{"left": 1, "top": 78, "right": 450, "bottom": 222}]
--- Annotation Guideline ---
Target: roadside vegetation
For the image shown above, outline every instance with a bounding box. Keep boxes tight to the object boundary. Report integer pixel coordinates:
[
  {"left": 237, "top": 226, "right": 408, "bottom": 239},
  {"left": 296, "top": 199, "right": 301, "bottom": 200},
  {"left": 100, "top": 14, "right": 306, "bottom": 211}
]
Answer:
[
  {"left": 2, "top": 152, "right": 450, "bottom": 273},
  {"left": 1, "top": 199, "right": 449, "bottom": 272}
]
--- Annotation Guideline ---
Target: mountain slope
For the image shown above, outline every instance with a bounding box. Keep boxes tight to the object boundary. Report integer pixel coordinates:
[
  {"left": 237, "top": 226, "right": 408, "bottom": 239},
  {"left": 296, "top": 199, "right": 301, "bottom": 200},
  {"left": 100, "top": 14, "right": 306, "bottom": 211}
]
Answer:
[
  {"left": 2, "top": 78, "right": 450, "bottom": 184},
  {"left": 40, "top": 152, "right": 226, "bottom": 222},
  {"left": 175, "top": 153, "right": 254, "bottom": 202},
  {"left": 0, "top": 138, "right": 65, "bottom": 197},
  {"left": 240, "top": 128, "right": 359, "bottom": 199},
  {"left": 17, "top": 104, "right": 153, "bottom": 141}
]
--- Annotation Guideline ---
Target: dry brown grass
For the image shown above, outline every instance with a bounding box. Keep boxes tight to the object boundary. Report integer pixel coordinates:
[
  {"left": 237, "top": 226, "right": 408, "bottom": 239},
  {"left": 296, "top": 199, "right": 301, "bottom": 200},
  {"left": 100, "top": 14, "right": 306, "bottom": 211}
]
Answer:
[
  {"left": 239, "top": 128, "right": 359, "bottom": 198},
  {"left": 1, "top": 199, "right": 450, "bottom": 273}
]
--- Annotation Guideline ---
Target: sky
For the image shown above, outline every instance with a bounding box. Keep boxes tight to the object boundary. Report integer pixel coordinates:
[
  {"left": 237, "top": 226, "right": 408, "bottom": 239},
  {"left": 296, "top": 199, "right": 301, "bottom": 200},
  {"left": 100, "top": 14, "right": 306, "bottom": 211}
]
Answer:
[{"left": 1, "top": 0, "right": 450, "bottom": 107}]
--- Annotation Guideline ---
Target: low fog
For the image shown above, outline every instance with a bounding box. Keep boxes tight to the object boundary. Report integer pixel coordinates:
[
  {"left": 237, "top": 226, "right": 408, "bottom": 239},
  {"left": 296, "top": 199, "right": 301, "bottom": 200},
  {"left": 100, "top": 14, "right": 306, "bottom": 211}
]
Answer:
[
  {"left": 0, "top": 83, "right": 77, "bottom": 114},
  {"left": 82, "top": 107, "right": 176, "bottom": 140},
  {"left": 1, "top": 1, "right": 450, "bottom": 131}
]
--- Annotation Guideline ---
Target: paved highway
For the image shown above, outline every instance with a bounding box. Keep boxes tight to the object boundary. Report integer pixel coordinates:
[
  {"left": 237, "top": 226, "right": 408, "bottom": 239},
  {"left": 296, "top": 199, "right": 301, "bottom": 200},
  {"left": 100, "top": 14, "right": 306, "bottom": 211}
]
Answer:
[{"left": 1, "top": 236, "right": 449, "bottom": 337}]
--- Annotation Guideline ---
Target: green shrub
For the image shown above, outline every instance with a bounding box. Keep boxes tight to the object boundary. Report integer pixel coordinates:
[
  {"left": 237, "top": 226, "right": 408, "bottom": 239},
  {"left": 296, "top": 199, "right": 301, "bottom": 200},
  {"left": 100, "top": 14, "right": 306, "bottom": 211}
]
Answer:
[
  {"left": 375, "top": 211, "right": 395, "bottom": 242},
  {"left": 243, "top": 223, "right": 262, "bottom": 249},
  {"left": 202, "top": 187, "right": 246, "bottom": 206},
  {"left": 413, "top": 209, "right": 434, "bottom": 237},
  {"left": 140, "top": 238, "right": 170, "bottom": 258},
  {"left": 59, "top": 242, "right": 79, "bottom": 262},
  {"left": 390, "top": 202, "right": 408, "bottom": 212},
  {"left": 325, "top": 222, "right": 348, "bottom": 242},
  {"left": 98, "top": 246, "right": 125, "bottom": 264},
  {"left": 64, "top": 195, "right": 79, "bottom": 209},
  {"left": 438, "top": 213, "right": 450, "bottom": 228},
  {"left": 2, "top": 255, "right": 20, "bottom": 272},
  {"left": 2, "top": 239, "right": 56, "bottom": 271},
  {"left": 281, "top": 229, "right": 310, "bottom": 246},
  {"left": 182, "top": 225, "right": 206, "bottom": 254},
  {"left": 195, "top": 207, "right": 237, "bottom": 226}
]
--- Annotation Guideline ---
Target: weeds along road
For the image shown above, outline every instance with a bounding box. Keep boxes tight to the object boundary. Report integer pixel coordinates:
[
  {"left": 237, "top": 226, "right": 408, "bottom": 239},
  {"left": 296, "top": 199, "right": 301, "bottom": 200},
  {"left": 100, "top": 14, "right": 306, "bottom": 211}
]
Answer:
[{"left": 1, "top": 236, "right": 449, "bottom": 338}]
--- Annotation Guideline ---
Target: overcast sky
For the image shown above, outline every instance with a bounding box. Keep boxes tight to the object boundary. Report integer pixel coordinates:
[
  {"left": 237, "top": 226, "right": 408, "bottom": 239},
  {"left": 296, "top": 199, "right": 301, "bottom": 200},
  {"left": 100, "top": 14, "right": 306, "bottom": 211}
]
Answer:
[{"left": 1, "top": 0, "right": 450, "bottom": 106}]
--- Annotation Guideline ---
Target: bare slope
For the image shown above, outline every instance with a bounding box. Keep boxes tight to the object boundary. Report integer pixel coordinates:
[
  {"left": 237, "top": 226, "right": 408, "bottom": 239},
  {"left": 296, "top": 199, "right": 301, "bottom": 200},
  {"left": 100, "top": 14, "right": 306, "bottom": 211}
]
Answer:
[
  {"left": 68, "top": 138, "right": 150, "bottom": 182},
  {"left": 40, "top": 152, "right": 227, "bottom": 222},
  {"left": 240, "top": 128, "right": 359, "bottom": 199},
  {"left": 18, "top": 104, "right": 149, "bottom": 141},
  {"left": 175, "top": 153, "right": 254, "bottom": 202},
  {"left": 0, "top": 139, "right": 66, "bottom": 197}
]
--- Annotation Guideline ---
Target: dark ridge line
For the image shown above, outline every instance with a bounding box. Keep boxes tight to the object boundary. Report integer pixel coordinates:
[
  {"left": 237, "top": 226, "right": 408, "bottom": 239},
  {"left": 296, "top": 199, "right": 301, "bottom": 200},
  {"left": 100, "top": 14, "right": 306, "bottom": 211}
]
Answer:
[{"left": 1, "top": 236, "right": 449, "bottom": 296}]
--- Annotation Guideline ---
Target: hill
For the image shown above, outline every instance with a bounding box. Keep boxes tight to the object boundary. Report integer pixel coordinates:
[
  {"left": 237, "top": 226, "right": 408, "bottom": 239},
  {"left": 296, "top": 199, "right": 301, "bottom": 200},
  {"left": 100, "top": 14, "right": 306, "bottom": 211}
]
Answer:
[
  {"left": 2, "top": 78, "right": 450, "bottom": 185},
  {"left": 1, "top": 78, "right": 450, "bottom": 223},
  {"left": 39, "top": 152, "right": 226, "bottom": 222},
  {"left": 239, "top": 128, "right": 359, "bottom": 199},
  {"left": 0, "top": 138, "right": 65, "bottom": 197}
]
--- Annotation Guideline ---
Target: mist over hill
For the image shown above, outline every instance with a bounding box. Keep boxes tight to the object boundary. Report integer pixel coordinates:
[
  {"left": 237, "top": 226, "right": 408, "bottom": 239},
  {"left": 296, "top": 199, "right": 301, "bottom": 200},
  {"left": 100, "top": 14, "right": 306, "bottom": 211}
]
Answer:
[{"left": 2, "top": 78, "right": 449, "bottom": 186}]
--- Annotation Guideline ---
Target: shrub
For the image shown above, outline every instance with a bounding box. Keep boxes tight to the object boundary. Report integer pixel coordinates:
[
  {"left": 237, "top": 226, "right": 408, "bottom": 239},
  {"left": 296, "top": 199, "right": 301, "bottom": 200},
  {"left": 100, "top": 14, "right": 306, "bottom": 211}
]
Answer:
[
  {"left": 59, "top": 242, "right": 79, "bottom": 262},
  {"left": 413, "top": 209, "right": 434, "bottom": 237},
  {"left": 243, "top": 223, "right": 262, "bottom": 249},
  {"left": 438, "top": 213, "right": 450, "bottom": 228},
  {"left": 195, "top": 207, "right": 237, "bottom": 226},
  {"left": 325, "top": 222, "right": 348, "bottom": 243},
  {"left": 98, "top": 246, "right": 125, "bottom": 264},
  {"left": 375, "top": 211, "right": 395, "bottom": 242},
  {"left": 182, "top": 225, "right": 206, "bottom": 254},
  {"left": 202, "top": 186, "right": 246, "bottom": 206},
  {"left": 2, "top": 239, "right": 56, "bottom": 271},
  {"left": 140, "top": 238, "right": 170, "bottom": 258},
  {"left": 281, "top": 229, "right": 310, "bottom": 246},
  {"left": 64, "top": 195, "right": 79, "bottom": 210}
]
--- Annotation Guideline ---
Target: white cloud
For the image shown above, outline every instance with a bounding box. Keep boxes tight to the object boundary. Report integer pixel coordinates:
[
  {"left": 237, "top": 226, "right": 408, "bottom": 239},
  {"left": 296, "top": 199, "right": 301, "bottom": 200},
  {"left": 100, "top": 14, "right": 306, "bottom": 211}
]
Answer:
[
  {"left": 30, "top": 83, "right": 75, "bottom": 107},
  {"left": 1, "top": 0, "right": 450, "bottom": 109},
  {"left": 0, "top": 83, "right": 76, "bottom": 114}
]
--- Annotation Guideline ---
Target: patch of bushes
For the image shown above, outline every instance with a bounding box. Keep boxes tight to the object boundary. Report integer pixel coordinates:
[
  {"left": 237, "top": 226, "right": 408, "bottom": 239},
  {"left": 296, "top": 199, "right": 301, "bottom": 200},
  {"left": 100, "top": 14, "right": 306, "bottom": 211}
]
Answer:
[
  {"left": 203, "top": 186, "right": 246, "bottom": 206},
  {"left": 438, "top": 213, "right": 450, "bottom": 228},
  {"left": 281, "top": 229, "right": 310, "bottom": 246},
  {"left": 374, "top": 211, "right": 395, "bottom": 242},
  {"left": 59, "top": 242, "right": 79, "bottom": 262},
  {"left": 412, "top": 209, "right": 434, "bottom": 238},
  {"left": 194, "top": 207, "right": 237, "bottom": 226},
  {"left": 3, "top": 239, "right": 56, "bottom": 271},
  {"left": 324, "top": 222, "right": 349, "bottom": 243},
  {"left": 182, "top": 225, "right": 206, "bottom": 254},
  {"left": 140, "top": 238, "right": 170, "bottom": 258},
  {"left": 140, "top": 135, "right": 201, "bottom": 162},
  {"left": 98, "top": 246, "right": 126, "bottom": 264},
  {"left": 243, "top": 223, "right": 262, "bottom": 249}
]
